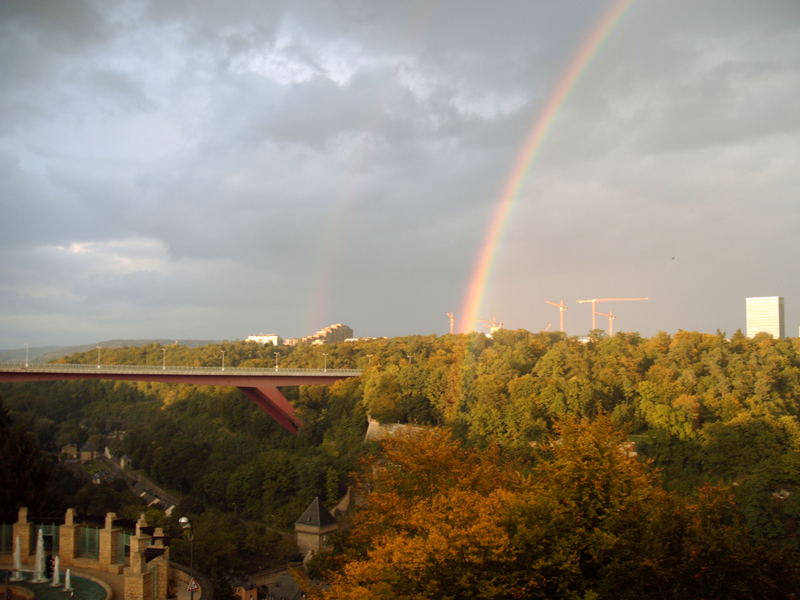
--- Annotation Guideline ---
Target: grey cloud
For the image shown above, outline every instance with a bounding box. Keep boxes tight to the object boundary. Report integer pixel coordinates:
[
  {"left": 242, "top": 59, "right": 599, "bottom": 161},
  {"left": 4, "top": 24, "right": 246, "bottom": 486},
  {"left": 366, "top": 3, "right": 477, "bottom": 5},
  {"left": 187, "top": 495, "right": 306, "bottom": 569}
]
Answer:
[
  {"left": 77, "top": 68, "right": 155, "bottom": 114},
  {"left": 0, "top": 0, "right": 111, "bottom": 51},
  {"left": 0, "top": 1, "right": 116, "bottom": 134},
  {"left": 142, "top": 0, "right": 287, "bottom": 37},
  {"left": 2, "top": 1, "right": 800, "bottom": 346},
  {"left": 632, "top": 59, "right": 800, "bottom": 153}
]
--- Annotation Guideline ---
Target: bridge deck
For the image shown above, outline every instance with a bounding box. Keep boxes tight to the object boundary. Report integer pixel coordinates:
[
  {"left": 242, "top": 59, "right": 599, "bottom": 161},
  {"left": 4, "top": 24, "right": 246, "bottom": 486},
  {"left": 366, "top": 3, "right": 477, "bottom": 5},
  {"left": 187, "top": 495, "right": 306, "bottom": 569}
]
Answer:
[
  {"left": 0, "top": 364, "right": 362, "bottom": 434},
  {"left": 0, "top": 364, "right": 360, "bottom": 376},
  {"left": 0, "top": 364, "right": 360, "bottom": 386}
]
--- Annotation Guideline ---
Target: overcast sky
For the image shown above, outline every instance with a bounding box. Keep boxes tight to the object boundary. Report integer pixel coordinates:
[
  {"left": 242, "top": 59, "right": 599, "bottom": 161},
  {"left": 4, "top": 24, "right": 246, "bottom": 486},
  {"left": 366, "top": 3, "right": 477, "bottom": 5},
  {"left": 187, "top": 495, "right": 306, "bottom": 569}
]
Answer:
[{"left": 1, "top": 0, "right": 799, "bottom": 348}]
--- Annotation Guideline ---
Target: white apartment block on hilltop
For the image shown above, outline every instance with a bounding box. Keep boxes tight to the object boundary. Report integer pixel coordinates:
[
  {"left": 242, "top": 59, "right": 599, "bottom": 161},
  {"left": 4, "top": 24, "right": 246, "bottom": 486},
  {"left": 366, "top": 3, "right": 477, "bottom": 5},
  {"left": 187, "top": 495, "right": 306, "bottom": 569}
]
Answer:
[
  {"left": 746, "top": 296, "right": 784, "bottom": 339},
  {"left": 286, "top": 323, "right": 354, "bottom": 346},
  {"left": 302, "top": 323, "right": 353, "bottom": 345},
  {"left": 249, "top": 324, "right": 354, "bottom": 346},
  {"left": 246, "top": 333, "right": 283, "bottom": 345}
]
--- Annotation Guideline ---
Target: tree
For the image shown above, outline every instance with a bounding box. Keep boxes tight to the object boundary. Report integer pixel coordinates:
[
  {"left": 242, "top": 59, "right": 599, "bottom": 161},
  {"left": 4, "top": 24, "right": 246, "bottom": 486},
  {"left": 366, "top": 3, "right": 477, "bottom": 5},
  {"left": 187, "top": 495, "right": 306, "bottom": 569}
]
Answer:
[
  {"left": 323, "top": 429, "right": 517, "bottom": 600},
  {"left": 322, "top": 419, "right": 800, "bottom": 599}
]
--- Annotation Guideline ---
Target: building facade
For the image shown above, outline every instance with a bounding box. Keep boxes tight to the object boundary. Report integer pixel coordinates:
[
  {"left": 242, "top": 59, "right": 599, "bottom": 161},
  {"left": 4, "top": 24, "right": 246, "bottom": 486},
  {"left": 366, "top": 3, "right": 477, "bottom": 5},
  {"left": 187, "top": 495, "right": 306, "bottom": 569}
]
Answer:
[
  {"left": 1, "top": 507, "right": 202, "bottom": 600},
  {"left": 746, "top": 296, "right": 785, "bottom": 339},
  {"left": 294, "top": 498, "right": 338, "bottom": 556},
  {"left": 300, "top": 323, "right": 353, "bottom": 345},
  {"left": 245, "top": 334, "right": 282, "bottom": 346}
]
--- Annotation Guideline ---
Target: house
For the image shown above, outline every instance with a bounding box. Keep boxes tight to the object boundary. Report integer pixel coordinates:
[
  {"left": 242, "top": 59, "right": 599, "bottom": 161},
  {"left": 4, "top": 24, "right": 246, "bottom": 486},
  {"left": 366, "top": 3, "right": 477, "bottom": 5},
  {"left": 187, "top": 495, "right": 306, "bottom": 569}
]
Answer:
[
  {"left": 295, "top": 497, "right": 338, "bottom": 555},
  {"left": 80, "top": 441, "right": 99, "bottom": 463},
  {"left": 61, "top": 444, "right": 79, "bottom": 461},
  {"left": 232, "top": 582, "right": 257, "bottom": 600}
]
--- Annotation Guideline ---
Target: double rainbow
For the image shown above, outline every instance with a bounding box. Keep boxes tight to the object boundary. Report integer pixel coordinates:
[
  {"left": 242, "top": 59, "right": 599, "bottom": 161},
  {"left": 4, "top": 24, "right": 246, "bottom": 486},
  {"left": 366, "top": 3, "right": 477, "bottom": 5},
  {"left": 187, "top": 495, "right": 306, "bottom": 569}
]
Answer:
[{"left": 458, "top": 0, "right": 634, "bottom": 333}]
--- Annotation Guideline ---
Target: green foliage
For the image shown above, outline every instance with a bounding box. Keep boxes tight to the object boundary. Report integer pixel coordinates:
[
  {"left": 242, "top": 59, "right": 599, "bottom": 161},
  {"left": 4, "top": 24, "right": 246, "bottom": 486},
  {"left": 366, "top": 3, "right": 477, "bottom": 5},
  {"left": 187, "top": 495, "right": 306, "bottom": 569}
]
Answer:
[
  {"left": 0, "top": 398, "right": 82, "bottom": 520},
  {"left": 7, "top": 330, "right": 800, "bottom": 591},
  {"left": 169, "top": 509, "right": 290, "bottom": 599},
  {"left": 0, "top": 338, "right": 373, "bottom": 586}
]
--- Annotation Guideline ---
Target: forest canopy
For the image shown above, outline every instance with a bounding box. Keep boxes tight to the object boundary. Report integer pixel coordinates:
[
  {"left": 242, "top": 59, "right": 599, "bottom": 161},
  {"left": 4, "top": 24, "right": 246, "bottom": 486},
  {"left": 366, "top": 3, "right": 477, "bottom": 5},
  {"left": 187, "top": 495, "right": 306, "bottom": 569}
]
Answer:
[
  {"left": 321, "top": 420, "right": 800, "bottom": 599},
  {"left": 3, "top": 329, "right": 800, "bottom": 594}
]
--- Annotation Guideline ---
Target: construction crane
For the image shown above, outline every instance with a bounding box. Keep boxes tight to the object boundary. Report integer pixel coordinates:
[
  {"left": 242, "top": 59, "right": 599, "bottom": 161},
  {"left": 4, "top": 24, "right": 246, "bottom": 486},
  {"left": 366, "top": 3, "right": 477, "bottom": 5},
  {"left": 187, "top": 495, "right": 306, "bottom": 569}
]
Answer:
[
  {"left": 595, "top": 310, "right": 617, "bottom": 336},
  {"left": 545, "top": 299, "right": 569, "bottom": 332},
  {"left": 478, "top": 317, "right": 504, "bottom": 337},
  {"left": 446, "top": 312, "right": 455, "bottom": 335},
  {"left": 576, "top": 297, "right": 648, "bottom": 331}
]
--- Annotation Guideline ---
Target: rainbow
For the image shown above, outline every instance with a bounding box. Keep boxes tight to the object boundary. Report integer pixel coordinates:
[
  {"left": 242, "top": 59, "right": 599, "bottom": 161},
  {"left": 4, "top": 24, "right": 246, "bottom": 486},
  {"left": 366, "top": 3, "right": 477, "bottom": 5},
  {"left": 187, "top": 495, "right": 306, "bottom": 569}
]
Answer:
[
  {"left": 458, "top": 0, "right": 634, "bottom": 333},
  {"left": 303, "top": 4, "right": 439, "bottom": 334}
]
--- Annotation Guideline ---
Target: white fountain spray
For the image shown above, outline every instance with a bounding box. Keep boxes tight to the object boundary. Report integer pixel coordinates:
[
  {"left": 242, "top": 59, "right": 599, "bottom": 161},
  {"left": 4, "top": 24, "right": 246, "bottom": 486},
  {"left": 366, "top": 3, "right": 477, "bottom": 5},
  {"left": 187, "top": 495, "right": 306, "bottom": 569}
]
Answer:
[
  {"left": 10, "top": 535, "right": 24, "bottom": 581},
  {"left": 31, "top": 528, "right": 47, "bottom": 583},
  {"left": 51, "top": 555, "right": 62, "bottom": 587},
  {"left": 64, "top": 568, "right": 73, "bottom": 592}
]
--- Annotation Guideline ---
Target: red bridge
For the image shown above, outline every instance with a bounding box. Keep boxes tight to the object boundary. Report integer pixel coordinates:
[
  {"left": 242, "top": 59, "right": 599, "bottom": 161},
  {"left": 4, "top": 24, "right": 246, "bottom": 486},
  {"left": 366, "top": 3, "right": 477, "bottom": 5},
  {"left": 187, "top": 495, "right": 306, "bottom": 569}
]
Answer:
[{"left": 0, "top": 364, "right": 362, "bottom": 434}]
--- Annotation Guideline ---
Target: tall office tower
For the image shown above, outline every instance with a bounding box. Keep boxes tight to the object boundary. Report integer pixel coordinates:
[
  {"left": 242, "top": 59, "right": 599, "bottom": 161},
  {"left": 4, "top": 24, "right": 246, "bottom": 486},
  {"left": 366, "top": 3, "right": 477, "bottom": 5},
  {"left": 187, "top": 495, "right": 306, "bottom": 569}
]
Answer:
[{"left": 745, "top": 296, "right": 785, "bottom": 338}]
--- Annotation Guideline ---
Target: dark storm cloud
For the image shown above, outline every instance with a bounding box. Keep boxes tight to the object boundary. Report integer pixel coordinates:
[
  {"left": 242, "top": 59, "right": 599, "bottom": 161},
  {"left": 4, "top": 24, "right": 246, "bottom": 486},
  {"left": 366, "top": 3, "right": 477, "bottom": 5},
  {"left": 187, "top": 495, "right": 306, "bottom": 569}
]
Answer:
[
  {"left": 0, "top": 0, "right": 111, "bottom": 50},
  {"left": 1, "top": 1, "right": 799, "bottom": 346},
  {"left": 0, "top": 0, "right": 116, "bottom": 132}
]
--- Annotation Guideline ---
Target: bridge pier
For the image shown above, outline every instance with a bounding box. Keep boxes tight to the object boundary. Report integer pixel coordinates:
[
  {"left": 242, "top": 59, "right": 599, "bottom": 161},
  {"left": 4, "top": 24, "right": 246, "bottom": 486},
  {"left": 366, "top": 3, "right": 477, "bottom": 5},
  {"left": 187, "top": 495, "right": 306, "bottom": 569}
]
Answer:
[
  {"left": 0, "top": 365, "right": 360, "bottom": 435},
  {"left": 238, "top": 387, "right": 302, "bottom": 434}
]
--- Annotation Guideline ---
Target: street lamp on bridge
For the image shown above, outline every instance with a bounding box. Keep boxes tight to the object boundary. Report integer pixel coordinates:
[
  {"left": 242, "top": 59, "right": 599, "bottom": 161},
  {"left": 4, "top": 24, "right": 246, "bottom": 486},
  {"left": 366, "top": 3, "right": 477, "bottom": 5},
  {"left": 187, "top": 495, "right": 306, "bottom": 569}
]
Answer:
[
  {"left": 178, "top": 517, "right": 196, "bottom": 600},
  {"left": 220, "top": 350, "right": 225, "bottom": 371},
  {"left": 274, "top": 352, "right": 279, "bottom": 372},
  {"left": 323, "top": 353, "right": 328, "bottom": 372},
  {"left": 161, "top": 347, "right": 166, "bottom": 370}
]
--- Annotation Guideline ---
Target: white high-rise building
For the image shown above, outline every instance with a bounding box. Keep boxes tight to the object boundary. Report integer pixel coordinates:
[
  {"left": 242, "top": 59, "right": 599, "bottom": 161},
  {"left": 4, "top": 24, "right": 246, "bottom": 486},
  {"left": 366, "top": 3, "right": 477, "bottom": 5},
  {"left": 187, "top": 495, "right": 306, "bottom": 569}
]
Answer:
[{"left": 745, "top": 296, "right": 785, "bottom": 338}]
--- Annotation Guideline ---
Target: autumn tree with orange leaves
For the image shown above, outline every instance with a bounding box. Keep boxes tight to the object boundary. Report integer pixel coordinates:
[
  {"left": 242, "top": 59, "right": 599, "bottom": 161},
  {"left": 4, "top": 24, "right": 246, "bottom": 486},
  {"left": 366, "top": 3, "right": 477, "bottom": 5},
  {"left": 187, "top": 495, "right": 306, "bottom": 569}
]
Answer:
[{"left": 320, "top": 418, "right": 800, "bottom": 600}]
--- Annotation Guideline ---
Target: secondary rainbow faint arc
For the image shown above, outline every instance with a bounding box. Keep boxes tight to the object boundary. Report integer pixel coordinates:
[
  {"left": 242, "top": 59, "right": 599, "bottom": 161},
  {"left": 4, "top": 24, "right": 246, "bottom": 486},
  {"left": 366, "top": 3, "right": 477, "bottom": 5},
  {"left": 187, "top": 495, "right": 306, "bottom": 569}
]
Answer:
[
  {"left": 302, "top": 3, "right": 438, "bottom": 334},
  {"left": 458, "top": 0, "right": 634, "bottom": 334}
]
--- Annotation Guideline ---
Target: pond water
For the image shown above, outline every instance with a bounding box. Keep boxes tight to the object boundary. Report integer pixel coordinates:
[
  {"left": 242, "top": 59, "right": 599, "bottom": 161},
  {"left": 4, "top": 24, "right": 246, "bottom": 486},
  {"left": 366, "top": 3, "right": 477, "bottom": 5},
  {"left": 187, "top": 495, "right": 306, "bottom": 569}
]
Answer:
[{"left": 1, "top": 571, "right": 107, "bottom": 600}]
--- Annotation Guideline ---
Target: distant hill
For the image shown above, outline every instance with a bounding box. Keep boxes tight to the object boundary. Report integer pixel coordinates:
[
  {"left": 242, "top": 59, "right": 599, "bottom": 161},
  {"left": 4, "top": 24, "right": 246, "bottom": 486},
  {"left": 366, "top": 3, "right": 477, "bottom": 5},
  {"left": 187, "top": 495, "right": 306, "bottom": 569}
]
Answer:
[
  {"left": 0, "top": 346, "right": 64, "bottom": 364},
  {"left": 0, "top": 339, "right": 223, "bottom": 364}
]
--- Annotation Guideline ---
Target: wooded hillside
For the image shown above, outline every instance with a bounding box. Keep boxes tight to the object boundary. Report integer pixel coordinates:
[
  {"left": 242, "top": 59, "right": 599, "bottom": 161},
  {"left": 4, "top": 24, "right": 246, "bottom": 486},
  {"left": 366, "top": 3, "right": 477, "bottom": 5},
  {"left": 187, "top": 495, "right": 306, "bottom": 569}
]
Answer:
[{"left": 3, "top": 329, "right": 800, "bottom": 594}]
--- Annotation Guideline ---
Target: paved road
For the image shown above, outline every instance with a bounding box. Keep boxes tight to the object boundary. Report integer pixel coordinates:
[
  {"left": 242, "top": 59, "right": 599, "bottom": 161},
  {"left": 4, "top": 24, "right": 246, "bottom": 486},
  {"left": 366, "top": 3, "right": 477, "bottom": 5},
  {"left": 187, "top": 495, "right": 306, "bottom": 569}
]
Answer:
[{"left": 96, "top": 456, "right": 180, "bottom": 510}]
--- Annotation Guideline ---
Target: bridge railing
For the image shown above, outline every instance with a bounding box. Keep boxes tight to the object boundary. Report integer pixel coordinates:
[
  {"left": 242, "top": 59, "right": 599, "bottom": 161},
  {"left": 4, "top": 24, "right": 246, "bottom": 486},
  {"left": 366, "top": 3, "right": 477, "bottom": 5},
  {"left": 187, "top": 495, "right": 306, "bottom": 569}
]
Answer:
[{"left": 0, "top": 363, "right": 362, "bottom": 376}]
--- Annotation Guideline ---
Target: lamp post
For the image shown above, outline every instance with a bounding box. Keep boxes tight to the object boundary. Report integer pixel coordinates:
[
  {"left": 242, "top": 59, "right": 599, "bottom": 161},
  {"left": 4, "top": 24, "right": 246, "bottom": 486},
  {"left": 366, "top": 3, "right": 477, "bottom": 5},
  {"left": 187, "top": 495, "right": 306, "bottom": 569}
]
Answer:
[
  {"left": 274, "top": 352, "right": 279, "bottom": 372},
  {"left": 323, "top": 353, "right": 328, "bottom": 372},
  {"left": 162, "top": 348, "right": 166, "bottom": 371},
  {"left": 25, "top": 343, "right": 29, "bottom": 368},
  {"left": 178, "top": 517, "right": 195, "bottom": 600},
  {"left": 96, "top": 346, "right": 101, "bottom": 369},
  {"left": 220, "top": 350, "right": 225, "bottom": 371}
]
